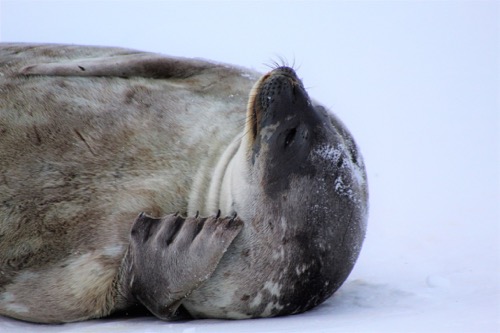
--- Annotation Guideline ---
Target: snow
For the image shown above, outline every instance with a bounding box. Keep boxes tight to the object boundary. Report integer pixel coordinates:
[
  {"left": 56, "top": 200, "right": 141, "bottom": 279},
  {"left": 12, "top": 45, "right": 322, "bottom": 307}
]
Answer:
[{"left": 1, "top": 1, "right": 499, "bottom": 332}]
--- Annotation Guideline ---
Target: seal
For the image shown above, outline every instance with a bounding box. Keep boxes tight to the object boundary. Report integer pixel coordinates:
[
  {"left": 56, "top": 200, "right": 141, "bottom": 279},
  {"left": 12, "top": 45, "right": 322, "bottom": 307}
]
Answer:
[{"left": 0, "top": 43, "right": 368, "bottom": 323}]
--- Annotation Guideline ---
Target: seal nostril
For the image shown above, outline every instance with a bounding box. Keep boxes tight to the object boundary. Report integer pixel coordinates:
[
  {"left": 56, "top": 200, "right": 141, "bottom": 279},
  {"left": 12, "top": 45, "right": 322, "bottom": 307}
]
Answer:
[{"left": 284, "top": 128, "right": 297, "bottom": 148}]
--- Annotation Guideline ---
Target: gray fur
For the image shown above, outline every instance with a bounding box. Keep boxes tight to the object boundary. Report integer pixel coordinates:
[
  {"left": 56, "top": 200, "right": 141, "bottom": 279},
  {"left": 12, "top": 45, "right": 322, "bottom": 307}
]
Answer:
[{"left": 0, "top": 43, "right": 368, "bottom": 323}]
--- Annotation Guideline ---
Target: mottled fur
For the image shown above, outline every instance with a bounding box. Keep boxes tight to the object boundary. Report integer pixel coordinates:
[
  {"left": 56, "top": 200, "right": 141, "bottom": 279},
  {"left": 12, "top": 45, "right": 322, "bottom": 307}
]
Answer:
[
  {"left": 0, "top": 44, "right": 368, "bottom": 323},
  {"left": 0, "top": 44, "right": 256, "bottom": 322}
]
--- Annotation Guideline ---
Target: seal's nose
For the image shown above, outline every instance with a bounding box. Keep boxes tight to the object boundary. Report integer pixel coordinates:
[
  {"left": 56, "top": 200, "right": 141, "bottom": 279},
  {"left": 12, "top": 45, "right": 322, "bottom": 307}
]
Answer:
[
  {"left": 258, "top": 67, "right": 310, "bottom": 122},
  {"left": 259, "top": 67, "right": 303, "bottom": 111},
  {"left": 248, "top": 66, "right": 313, "bottom": 142}
]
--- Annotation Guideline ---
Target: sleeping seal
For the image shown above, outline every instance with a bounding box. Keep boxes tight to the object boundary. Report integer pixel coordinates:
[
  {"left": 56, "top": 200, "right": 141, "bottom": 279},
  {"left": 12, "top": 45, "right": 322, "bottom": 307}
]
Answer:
[{"left": 0, "top": 43, "right": 368, "bottom": 323}]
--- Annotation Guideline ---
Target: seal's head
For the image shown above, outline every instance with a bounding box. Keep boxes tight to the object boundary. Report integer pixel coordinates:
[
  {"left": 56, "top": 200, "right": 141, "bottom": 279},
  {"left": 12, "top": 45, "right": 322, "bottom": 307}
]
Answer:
[{"left": 182, "top": 67, "right": 368, "bottom": 318}]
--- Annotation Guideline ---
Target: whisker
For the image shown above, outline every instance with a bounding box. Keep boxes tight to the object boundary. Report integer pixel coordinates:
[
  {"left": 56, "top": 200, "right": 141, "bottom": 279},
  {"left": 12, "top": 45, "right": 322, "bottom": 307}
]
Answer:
[{"left": 264, "top": 55, "right": 302, "bottom": 73}]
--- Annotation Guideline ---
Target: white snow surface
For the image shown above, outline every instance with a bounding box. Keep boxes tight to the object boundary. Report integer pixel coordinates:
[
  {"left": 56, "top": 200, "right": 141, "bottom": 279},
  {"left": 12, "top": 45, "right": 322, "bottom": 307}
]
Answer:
[{"left": 1, "top": 1, "right": 499, "bottom": 332}]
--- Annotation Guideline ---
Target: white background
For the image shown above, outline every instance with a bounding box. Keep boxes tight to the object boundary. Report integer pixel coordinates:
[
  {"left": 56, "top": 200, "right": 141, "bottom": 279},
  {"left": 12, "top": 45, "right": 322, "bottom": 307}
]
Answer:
[{"left": 1, "top": 1, "right": 499, "bottom": 332}]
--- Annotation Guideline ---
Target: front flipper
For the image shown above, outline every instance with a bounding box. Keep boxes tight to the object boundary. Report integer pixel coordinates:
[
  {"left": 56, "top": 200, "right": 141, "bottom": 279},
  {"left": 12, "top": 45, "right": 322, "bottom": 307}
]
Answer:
[
  {"left": 125, "top": 212, "right": 243, "bottom": 320},
  {"left": 19, "top": 53, "right": 215, "bottom": 79}
]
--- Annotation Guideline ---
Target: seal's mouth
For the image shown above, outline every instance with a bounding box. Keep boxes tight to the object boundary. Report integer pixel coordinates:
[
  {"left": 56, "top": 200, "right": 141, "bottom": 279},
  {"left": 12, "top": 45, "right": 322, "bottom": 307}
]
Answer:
[{"left": 248, "top": 67, "right": 305, "bottom": 141}]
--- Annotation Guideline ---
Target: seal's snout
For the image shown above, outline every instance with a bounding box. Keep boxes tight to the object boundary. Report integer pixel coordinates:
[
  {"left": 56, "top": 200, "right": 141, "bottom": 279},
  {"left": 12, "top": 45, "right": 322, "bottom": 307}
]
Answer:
[
  {"left": 249, "top": 66, "right": 311, "bottom": 141},
  {"left": 258, "top": 66, "right": 305, "bottom": 111}
]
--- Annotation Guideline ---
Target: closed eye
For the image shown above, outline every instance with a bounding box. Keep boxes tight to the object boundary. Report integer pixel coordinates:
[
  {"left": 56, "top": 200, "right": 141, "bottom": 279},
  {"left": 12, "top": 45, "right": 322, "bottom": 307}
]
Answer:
[{"left": 284, "top": 128, "right": 297, "bottom": 148}]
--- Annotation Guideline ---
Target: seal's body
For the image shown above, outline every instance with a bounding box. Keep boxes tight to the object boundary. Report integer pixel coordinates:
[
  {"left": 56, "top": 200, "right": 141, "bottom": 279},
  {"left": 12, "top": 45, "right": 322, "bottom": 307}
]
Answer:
[{"left": 0, "top": 44, "right": 368, "bottom": 323}]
